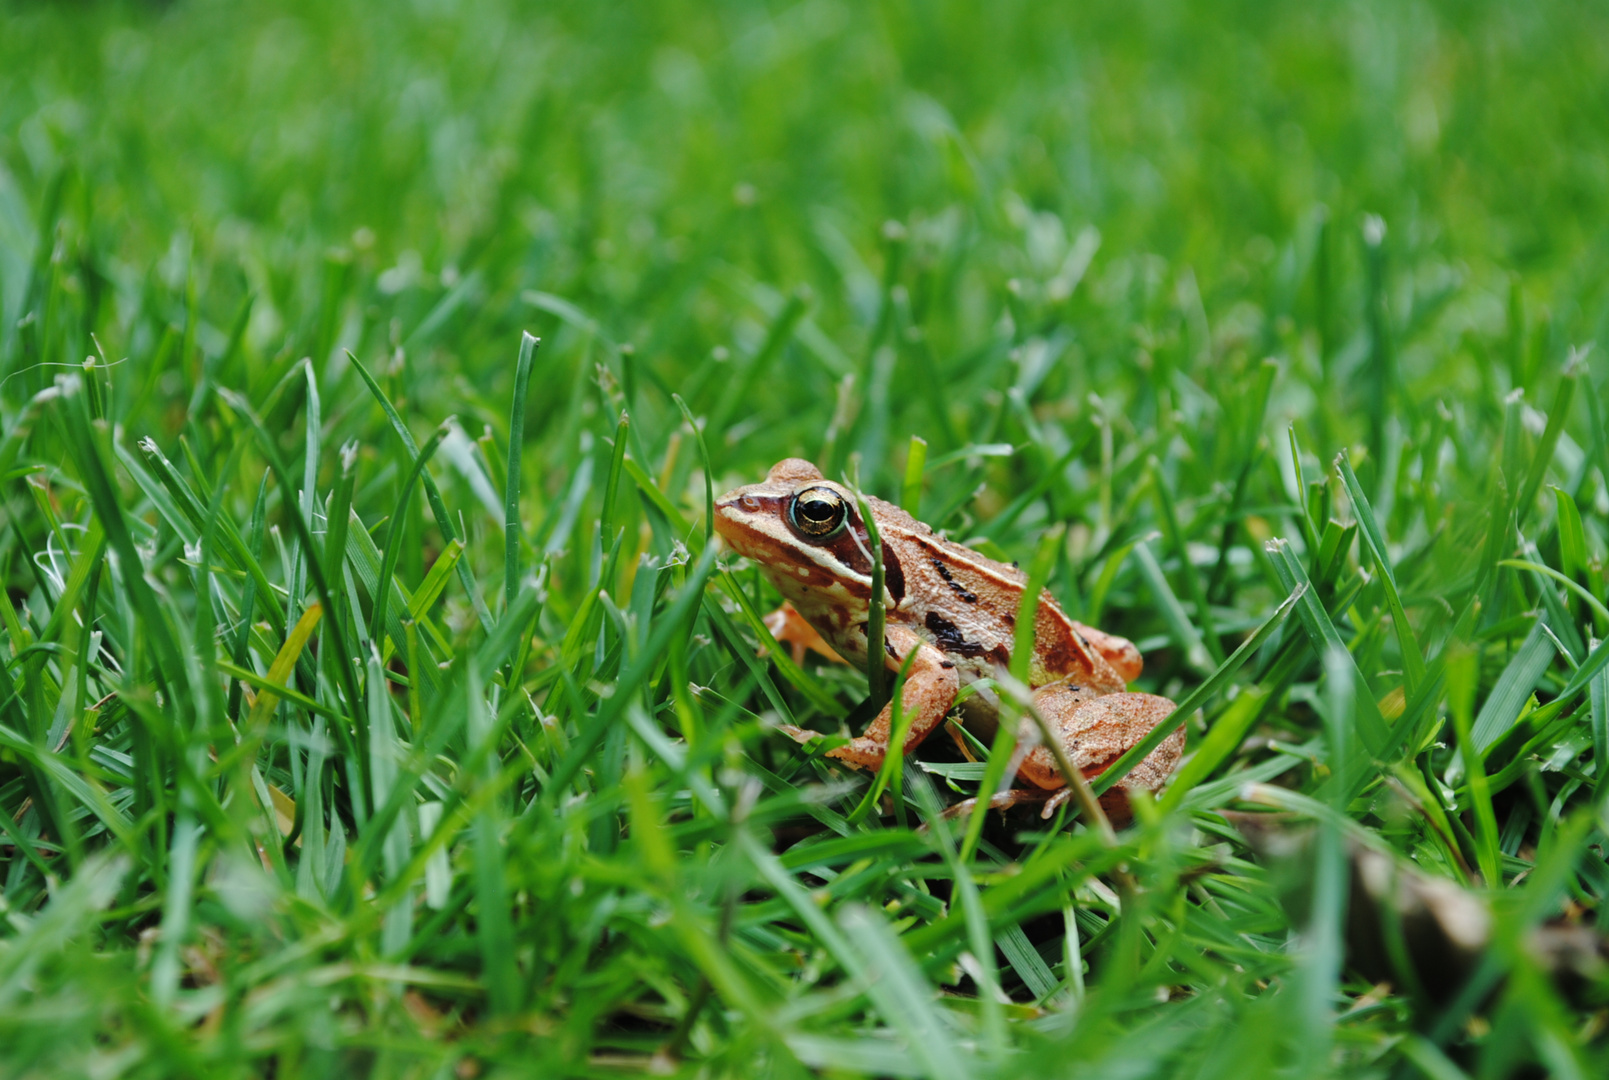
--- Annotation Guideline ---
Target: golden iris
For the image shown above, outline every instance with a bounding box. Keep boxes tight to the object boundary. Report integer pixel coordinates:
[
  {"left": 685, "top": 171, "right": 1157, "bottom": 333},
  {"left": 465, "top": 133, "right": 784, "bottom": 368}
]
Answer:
[{"left": 789, "top": 487, "right": 847, "bottom": 538}]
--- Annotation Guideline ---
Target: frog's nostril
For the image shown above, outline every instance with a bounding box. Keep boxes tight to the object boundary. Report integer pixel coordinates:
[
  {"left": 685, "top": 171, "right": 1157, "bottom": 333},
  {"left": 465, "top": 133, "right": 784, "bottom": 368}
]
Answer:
[{"left": 741, "top": 495, "right": 760, "bottom": 510}]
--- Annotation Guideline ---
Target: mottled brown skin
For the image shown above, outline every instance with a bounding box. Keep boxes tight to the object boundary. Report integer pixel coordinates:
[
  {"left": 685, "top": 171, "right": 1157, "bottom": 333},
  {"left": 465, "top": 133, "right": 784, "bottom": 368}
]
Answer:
[{"left": 713, "top": 459, "right": 1184, "bottom": 811}]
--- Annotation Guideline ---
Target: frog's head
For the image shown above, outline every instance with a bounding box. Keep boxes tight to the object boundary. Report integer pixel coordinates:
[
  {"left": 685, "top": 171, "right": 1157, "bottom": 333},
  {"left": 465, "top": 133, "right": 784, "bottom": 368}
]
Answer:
[{"left": 714, "top": 459, "right": 883, "bottom": 612}]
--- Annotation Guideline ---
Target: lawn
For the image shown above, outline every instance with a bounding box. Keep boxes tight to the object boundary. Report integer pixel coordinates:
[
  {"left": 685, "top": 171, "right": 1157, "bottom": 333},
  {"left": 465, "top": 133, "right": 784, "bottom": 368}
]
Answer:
[{"left": 3, "top": 0, "right": 1609, "bottom": 1076}]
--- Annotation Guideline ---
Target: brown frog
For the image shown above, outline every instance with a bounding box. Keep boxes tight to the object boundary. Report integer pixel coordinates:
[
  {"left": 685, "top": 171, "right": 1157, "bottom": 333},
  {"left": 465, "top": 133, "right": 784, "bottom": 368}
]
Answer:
[{"left": 713, "top": 459, "right": 1183, "bottom": 812}]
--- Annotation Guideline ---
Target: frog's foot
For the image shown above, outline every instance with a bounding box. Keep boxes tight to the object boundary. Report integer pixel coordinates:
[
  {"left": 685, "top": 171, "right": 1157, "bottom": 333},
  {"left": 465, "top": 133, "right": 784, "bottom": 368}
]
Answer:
[
  {"left": 763, "top": 603, "right": 846, "bottom": 666},
  {"left": 938, "top": 788, "right": 1053, "bottom": 821},
  {"left": 1031, "top": 770, "right": 1155, "bottom": 825},
  {"left": 1036, "top": 783, "right": 1151, "bottom": 822}
]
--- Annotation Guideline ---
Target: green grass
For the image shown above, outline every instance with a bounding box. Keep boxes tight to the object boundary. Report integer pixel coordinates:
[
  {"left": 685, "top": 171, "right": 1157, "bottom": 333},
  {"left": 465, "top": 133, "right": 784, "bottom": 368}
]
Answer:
[{"left": 3, "top": 0, "right": 1609, "bottom": 1075}]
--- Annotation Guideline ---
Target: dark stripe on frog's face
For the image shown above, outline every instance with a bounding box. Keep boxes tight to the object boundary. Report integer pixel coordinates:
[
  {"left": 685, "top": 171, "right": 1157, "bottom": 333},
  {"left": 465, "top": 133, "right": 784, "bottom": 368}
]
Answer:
[
  {"left": 795, "top": 502, "right": 906, "bottom": 605},
  {"left": 881, "top": 544, "right": 905, "bottom": 605},
  {"left": 817, "top": 518, "right": 872, "bottom": 575}
]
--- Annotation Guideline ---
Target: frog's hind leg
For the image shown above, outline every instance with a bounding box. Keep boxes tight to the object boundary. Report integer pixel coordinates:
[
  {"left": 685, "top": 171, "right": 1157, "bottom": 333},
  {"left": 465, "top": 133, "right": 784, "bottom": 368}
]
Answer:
[
  {"left": 1016, "top": 687, "right": 1183, "bottom": 810},
  {"left": 782, "top": 626, "right": 960, "bottom": 773}
]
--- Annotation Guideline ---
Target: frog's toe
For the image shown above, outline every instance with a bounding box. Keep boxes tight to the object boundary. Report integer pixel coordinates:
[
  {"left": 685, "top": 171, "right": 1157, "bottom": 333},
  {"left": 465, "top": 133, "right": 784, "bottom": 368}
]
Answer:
[
  {"left": 776, "top": 722, "right": 826, "bottom": 747},
  {"left": 1041, "top": 788, "right": 1073, "bottom": 819}
]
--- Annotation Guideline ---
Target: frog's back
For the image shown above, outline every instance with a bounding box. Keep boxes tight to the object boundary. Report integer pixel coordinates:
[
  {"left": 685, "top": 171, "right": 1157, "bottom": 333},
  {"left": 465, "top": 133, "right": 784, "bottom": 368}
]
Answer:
[{"left": 874, "top": 499, "right": 1122, "bottom": 691}]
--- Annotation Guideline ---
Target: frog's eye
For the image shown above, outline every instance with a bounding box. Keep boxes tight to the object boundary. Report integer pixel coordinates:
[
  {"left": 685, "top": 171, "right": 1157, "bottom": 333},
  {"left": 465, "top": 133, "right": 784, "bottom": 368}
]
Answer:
[{"left": 789, "top": 487, "right": 848, "bottom": 540}]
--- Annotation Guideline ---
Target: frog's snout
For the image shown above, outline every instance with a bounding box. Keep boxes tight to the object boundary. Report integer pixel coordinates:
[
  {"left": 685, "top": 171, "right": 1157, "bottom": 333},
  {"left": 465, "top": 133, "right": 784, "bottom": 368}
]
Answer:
[
  {"left": 711, "top": 488, "right": 758, "bottom": 545},
  {"left": 713, "top": 485, "right": 794, "bottom": 566}
]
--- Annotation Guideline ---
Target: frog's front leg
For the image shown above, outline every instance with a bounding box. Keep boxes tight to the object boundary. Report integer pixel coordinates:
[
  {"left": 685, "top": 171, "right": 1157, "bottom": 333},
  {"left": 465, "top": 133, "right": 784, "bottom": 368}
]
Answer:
[
  {"left": 763, "top": 602, "right": 846, "bottom": 666},
  {"left": 1016, "top": 682, "right": 1184, "bottom": 812},
  {"left": 780, "top": 625, "right": 960, "bottom": 772}
]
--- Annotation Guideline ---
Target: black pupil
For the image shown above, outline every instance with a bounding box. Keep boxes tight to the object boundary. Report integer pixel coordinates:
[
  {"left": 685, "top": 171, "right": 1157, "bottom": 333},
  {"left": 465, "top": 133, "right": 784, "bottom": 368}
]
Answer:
[{"left": 794, "top": 491, "right": 844, "bottom": 535}]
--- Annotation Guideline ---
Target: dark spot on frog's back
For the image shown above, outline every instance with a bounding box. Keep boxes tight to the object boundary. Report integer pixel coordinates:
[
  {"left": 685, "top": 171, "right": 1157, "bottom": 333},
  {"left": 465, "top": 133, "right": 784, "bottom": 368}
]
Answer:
[
  {"left": 924, "top": 611, "right": 988, "bottom": 657},
  {"left": 930, "top": 558, "right": 979, "bottom": 603}
]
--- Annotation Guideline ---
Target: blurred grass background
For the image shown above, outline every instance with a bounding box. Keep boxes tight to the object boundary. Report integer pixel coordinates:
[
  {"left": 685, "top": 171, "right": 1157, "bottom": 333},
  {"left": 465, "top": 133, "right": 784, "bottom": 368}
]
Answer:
[{"left": 3, "top": 0, "right": 1609, "bottom": 1077}]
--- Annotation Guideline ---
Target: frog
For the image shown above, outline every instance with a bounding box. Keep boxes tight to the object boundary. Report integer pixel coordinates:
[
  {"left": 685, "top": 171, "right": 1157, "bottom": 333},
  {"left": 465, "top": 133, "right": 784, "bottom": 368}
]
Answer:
[{"left": 713, "top": 458, "right": 1184, "bottom": 815}]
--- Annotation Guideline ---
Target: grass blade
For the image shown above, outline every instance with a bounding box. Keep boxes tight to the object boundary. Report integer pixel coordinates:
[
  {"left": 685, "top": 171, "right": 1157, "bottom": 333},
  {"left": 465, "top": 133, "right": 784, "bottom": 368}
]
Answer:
[
  {"left": 1337, "top": 448, "right": 1426, "bottom": 693},
  {"left": 1149, "top": 458, "right": 1224, "bottom": 664},
  {"left": 466, "top": 659, "right": 518, "bottom": 1014},
  {"left": 371, "top": 422, "right": 450, "bottom": 644},
  {"left": 1467, "top": 615, "right": 1555, "bottom": 755},
  {"left": 1516, "top": 364, "right": 1578, "bottom": 527},
  {"left": 902, "top": 434, "right": 927, "bottom": 516},
  {"left": 1264, "top": 538, "right": 1390, "bottom": 755},
  {"left": 962, "top": 525, "right": 1063, "bottom": 859},
  {"left": 853, "top": 486, "right": 888, "bottom": 705},
  {"left": 1156, "top": 687, "right": 1268, "bottom": 814},
  {"left": 1446, "top": 645, "right": 1502, "bottom": 886},
  {"left": 837, "top": 905, "right": 974, "bottom": 1080},
  {"left": 504, "top": 332, "right": 539, "bottom": 608},
  {"left": 349, "top": 352, "right": 495, "bottom": 632},
  {"left": 1133, "top": 538, "right": 1214, "bottom": 676},
  {"left": 673, "top": 393, "right": 713, "bottom": 548},
  {"left": 244, "top": 602, "right": 324, "bottom": 736},
  {"left": 1591, "top": 657, "right": 1608, "bottom": 800}
]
